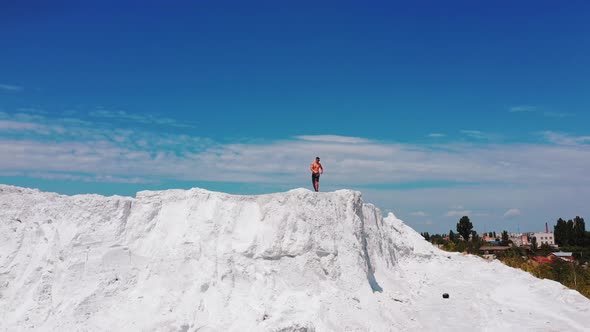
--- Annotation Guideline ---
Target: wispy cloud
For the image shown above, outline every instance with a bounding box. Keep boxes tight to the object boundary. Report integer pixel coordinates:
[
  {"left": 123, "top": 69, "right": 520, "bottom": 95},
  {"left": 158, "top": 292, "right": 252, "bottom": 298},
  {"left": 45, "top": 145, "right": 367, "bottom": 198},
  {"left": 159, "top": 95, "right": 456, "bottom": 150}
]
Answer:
[
  {"left": 410, "top": 211, "right": 429, "bottom": 217},
  {"left": 460, "top": 130, "right": 486, "bottom": 139},
  {"left": 1, "top": 112, "right": 589, "bottom": 189},
  {"left": 26, "top": 172, "right": 152, "bottom": 184},
  {"left": 0, "top": 111, "right": 211, "bottom": 152},
  {"left": 417, "top": 220, "right": 434, "bottom": 226},
  {"left": 445, "top": 210, "right": 472, "bottom": 218},
  {"left": 0, "top": 84, "right": 23, "bottom": 92},
  {"left": 503, "top": 208, "right": 521, "bottom": 218},
  {"left": 0, "top": 120, "right": 65, "bottom": 135},
  {"left": 542, "top": 131, "right": 590, "bottom": 146},
  {"left": 509, "top": 105, "right": 536, "bottom": 113},
  {"left": 89, "top": 109, "right": 197, "bottom": 128},
  {"left": 0, "top": 120, "right": 39, "bottom": 131},
  {"left": 543, "top": 112, "right": 573, "bottom": 118},
  {"left": 509, "top": 106, "right": 573, "bottom": 118},
  {"left": 295, "top": 135, "right": 371, "bottom": 144},
  {"left": 428, "top": 133, "right": 445, "bottom": 138}
]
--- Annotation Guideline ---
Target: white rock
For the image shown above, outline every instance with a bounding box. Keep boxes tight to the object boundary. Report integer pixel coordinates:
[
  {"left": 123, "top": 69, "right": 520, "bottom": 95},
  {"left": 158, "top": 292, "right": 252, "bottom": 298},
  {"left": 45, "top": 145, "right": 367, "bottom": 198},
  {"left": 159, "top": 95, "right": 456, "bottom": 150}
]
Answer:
[{"left": 0, "top": 184, "right": 588, "bottom": 331}]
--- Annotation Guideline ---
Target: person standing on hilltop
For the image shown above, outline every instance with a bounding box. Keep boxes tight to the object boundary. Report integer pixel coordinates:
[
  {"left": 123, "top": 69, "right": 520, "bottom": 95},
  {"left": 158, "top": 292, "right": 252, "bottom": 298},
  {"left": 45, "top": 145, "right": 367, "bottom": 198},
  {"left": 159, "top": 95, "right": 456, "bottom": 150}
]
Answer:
[{"left": 310, "top": 156, "right": 324, "bottom": 192}]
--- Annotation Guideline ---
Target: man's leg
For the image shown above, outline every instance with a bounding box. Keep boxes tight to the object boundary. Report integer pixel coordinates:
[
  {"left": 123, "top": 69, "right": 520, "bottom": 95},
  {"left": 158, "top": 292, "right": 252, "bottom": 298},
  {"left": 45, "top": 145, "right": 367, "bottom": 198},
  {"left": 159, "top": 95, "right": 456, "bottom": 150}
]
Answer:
[{"left": 314, "top": 175, "right": 320, "bottom": 192}]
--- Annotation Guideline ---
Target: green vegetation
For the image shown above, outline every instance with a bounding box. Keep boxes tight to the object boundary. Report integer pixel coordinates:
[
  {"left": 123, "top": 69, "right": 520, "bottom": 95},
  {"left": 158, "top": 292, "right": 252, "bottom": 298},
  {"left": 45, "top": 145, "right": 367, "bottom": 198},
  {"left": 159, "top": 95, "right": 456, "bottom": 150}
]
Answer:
[
  {"left": 554, "top": 217, "right": 587, "bottom": 247},
  {"left": 501, "top": 230, "right": 510, "bottom": 246},
  {"left": 456, "top": 216, "right": 473, "bottom": 242},
  {"left": 421, "top": 216, "right": 590, "bottom": 299}
]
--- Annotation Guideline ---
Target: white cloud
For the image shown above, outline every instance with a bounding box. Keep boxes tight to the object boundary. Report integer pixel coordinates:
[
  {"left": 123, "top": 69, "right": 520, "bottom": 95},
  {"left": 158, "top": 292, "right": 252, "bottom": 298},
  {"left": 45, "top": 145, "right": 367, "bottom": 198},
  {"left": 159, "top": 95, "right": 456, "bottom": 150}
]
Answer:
[
  {"left": 428, "top": 133, "right": 445, "bottom": 138},
  {"left": 26, "top": 172, "right": 151, "bottom": 184},
  {"left": 509, "top": 106, "right": 536, "bottom": 112},
  {"left": 460, "top": 130, "right": 487, "bottom": 140},
  {"left": 445, "top": 210, "right": 472, "bottom": 218},
  {"left": 295, "top": 135, "right": 371, "bottom": 144},
  {"left": 543, "top": 112, "right": 574, "bottom": 118},
  {"left": 0, "top": 120, "right": 40, "bottom": 131},
  {"left": 1, "top": 112, "right": 590, "bottom": 189},
  {"left": 0, "top": 120, "right": 65, "bottom": 135},
  {"left": 503, "top": 208, "right": 521, "bottom": 218},
  {"left": 17, "top": 108, "right": 47, "bottom": 114},
  {"left": 89, "top": 109, "right": 196, "bottom": 128},
  {"left": 509, "top": 106, "right": 573, "bottom": 118},
  {"left": 0, "top": 84, "right": 23, "bottom": 92},
  {"left": 410, "top": 211, "right": 429, "bottom": 217},
  {"left": 542, "top": 131, "right": 590, "bottom": 146}
]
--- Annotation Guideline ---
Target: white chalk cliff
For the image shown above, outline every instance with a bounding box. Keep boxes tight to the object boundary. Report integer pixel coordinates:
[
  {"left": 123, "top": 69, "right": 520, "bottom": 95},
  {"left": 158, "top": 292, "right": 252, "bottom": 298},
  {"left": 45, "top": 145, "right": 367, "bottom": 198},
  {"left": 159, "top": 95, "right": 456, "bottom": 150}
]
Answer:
[{"left": 1, "top": 185, "right": 589, "bottom": 331}]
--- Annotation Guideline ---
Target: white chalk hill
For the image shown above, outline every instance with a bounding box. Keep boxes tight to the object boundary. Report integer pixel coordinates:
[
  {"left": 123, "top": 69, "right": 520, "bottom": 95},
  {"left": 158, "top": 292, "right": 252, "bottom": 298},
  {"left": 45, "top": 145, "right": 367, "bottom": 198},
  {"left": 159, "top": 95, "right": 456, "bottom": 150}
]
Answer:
[{"left": 1, "top": 185, "right": 589, "bottom": 331}]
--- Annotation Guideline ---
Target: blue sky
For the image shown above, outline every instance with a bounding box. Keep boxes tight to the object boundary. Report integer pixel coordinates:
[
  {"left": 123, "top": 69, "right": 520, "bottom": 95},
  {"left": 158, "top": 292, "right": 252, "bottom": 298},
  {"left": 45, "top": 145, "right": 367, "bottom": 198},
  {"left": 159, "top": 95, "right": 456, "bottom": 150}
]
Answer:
[{"left": 1, "top": 1, "right": 589, "bottom": 234}]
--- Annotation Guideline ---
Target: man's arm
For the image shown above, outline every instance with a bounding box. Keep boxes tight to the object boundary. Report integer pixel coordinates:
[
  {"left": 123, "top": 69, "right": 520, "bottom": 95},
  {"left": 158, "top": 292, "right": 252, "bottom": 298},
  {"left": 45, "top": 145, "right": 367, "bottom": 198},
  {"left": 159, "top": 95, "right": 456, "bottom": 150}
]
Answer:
[{"left": 320, "top": 163, "right": 324, "bottom": 174}]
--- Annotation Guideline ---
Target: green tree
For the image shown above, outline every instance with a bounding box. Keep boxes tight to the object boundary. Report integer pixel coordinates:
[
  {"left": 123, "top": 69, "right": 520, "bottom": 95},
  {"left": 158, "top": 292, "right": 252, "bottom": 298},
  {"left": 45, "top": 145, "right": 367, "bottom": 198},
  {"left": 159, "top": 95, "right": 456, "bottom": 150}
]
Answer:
[
  {"left": 566, "top": 219, "right": 575, "bottom": 246},
  {"left": 449, "top": 230, "right": 456, "bottom": 243},
  {"left": 573, "top": 216, "right": 586, "bottom": 246},
  {"left": 501, "top": 230, "right": 509, "bottom": 245},
  {"left": 538, "top": 243, "right": 553, "bottom": 256},
  {"left": 471, "top": 230, "right": 479, "bottom": 243},
  {"left": 455, "top": 241, "right": 467, "bottom": 253},
  {"left": 431, "top": 234, "right": 445, "bottom": 245},
  {"left": 552, "top": 260, "right": 571, "bottom": 284},
  {"left": 534, "top": 263, "right": 555, "bottom": 280},
  {"left": 456, "top": 216, "right": 473, "bottom": 242},
  {"left": 531, "top": 236, "right": 538, "bottom": 251},
  {"left": 444, "top": 241, "right": 457, "bottom": 252},
  {"left": 421, "top": 232, "right": 431, "bottom": 241},
  {"left": 554, "top": 218, "right": 567, "bottom": 246}
]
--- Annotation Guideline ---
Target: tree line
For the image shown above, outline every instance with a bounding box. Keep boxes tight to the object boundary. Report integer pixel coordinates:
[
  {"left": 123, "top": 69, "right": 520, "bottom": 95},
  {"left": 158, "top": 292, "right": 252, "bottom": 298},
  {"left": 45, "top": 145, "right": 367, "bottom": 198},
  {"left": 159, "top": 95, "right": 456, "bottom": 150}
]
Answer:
[
  {"left": 554, "top": 216, "right": 586, "bottom": 246},
  {"left": 421, "top": 216, "right": 508, "bottom": 251},
  {"left": 421, "top": 216, "right": 588, "bottom": 250}
]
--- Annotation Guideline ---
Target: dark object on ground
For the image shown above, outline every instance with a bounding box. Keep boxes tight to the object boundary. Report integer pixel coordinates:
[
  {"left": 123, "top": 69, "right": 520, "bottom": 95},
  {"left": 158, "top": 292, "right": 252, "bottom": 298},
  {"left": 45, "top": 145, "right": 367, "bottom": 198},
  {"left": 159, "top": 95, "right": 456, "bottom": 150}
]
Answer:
[{"left": 442, "top": 293, "right": 449, "bottom": 299}]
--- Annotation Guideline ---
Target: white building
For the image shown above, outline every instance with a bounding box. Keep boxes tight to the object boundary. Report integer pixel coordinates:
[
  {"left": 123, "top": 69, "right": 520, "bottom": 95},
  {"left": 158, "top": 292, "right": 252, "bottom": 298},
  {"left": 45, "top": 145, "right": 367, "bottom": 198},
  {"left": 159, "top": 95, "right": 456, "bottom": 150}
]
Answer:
[
  {"left": 509, "top": 233, "right": 530, "bottom": 247},
  {"left": 532, "top": 232, "right": 554, "bottom": 246}
]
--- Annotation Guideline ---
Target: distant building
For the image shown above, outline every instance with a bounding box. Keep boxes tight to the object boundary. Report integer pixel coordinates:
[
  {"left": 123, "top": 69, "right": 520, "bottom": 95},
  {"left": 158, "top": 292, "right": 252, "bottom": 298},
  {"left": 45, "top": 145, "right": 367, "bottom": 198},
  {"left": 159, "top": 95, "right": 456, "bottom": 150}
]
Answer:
[
  {"left": 482, "top": 234, "right": 496, "bottom": 242},
  {"left": 532, "top": 252, "right": 575, "bottom": 264},
  {"left": 509, "top": 233, "right": 529, "bottom": 247},
  {"left": 551, "top": 252, "right": 574, "bottom": 262},
  {"left": 532, "top": 232, "right": 554, "bottom": 246}
]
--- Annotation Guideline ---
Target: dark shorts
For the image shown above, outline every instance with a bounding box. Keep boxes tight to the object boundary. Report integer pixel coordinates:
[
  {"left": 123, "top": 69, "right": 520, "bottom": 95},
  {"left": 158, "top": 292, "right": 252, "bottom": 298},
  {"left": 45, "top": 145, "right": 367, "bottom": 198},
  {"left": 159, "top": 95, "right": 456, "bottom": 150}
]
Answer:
[{"left": 312, "top": 172, "right": 320, "bottom": 181}]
